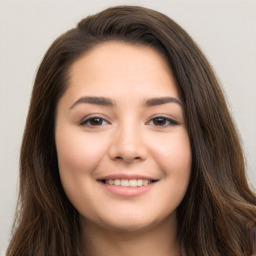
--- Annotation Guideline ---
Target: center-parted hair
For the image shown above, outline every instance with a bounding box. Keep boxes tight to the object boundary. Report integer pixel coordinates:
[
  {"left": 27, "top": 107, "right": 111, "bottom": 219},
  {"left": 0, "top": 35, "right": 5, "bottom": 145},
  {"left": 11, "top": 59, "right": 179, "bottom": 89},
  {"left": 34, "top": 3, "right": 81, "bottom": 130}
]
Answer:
[{"left": 7, "top": 6, "right": 256, "bottom": 256}]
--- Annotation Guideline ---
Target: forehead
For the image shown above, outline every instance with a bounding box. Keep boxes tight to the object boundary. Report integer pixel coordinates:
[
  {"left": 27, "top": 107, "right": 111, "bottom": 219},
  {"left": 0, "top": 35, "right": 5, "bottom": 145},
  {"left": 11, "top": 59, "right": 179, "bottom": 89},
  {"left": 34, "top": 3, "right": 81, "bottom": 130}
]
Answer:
[{"left": 66, "top": 41, "right": 179, "bottom": 101}]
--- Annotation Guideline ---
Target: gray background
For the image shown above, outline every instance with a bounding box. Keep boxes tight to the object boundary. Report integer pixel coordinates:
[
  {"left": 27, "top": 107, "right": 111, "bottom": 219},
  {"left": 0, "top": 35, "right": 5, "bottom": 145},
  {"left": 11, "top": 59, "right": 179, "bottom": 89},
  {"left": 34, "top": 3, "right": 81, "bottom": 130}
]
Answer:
[{"left": 0, "top": 0, "right": 255, "bottom": 253}]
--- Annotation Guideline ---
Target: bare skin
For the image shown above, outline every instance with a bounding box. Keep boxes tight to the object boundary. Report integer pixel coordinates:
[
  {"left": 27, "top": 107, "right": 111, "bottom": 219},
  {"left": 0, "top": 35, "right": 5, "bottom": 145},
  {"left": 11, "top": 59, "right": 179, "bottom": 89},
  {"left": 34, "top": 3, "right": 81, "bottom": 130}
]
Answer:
[
  {"left": 80, "top": 214, "right": 181, "bottom": 256},
  {"left": 55, "top": 42, "right": 191, "bottom": 256}
]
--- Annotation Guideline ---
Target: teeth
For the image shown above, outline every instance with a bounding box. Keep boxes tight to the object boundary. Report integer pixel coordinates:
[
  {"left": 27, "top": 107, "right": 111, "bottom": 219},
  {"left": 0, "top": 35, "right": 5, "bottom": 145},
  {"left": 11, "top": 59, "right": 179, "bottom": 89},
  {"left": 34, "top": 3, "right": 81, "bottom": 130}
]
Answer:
[
  {"left": 143, "top": 180, "right": 149, "bottom": 186},
  {"left": 121, "top": 179, "right": 129, "bottom": 186},
  {"left": 114, "top": 179, "right": 120, "bottom": 186},
  {"left": 137, "top": 179, "right": 143, "bottom": 186},
  {"left": 104, "top": 179, "right": 154, "bottom": 187},
  {"left": 109, "top": 179, "right": 114, "bottom": 185},
  {"left": 129, "top": 179, "right": 137, "bottom": 187}
]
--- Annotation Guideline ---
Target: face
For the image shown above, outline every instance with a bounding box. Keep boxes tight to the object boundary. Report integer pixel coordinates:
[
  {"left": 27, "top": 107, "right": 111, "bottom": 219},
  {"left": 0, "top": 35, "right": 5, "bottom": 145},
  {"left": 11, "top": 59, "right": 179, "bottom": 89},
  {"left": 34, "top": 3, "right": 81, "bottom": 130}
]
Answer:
[{"left": 55, "top": 42, "right": 191, "bottom": 233}]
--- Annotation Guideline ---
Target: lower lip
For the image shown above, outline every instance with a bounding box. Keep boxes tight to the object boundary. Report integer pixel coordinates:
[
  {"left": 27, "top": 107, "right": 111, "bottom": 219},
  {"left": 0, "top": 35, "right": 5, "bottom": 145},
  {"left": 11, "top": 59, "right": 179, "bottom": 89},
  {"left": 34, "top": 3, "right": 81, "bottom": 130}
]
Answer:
[{"left": 99, "top": 182, "right": 156, "bottom": 197}]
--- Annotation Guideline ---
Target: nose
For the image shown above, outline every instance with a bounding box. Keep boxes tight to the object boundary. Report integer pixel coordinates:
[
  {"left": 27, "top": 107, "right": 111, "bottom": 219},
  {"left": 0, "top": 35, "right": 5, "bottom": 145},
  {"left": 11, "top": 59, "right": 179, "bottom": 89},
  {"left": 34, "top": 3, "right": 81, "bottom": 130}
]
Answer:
[{"left": 108, "top": 125, "right": 147, "bottom": 163}]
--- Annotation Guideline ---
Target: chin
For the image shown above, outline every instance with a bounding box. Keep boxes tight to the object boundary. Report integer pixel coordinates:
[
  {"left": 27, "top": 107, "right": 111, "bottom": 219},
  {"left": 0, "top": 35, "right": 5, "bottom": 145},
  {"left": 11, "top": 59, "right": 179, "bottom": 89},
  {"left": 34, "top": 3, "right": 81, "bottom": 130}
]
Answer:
[
  {"left": 98, "top": 213, "right": 170, "bottom": 234},
  {"left": 108, "top": 220, "right": 149, "bottom": 232}
]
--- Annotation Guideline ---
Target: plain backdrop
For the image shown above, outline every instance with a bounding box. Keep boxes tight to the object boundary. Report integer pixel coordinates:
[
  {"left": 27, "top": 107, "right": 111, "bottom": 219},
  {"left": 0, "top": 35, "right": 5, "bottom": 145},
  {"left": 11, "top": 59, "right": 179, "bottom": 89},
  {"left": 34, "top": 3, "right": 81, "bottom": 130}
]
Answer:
[{"left": 0, "top": 0, "right": 255, "bottom": 253}]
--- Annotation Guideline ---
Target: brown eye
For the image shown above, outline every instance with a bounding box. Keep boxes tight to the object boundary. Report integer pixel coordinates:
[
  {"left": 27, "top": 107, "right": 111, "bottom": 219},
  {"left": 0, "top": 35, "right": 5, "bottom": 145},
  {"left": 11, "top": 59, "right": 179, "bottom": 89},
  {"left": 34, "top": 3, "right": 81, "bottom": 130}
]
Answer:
[
  {"left": 89, "top": 118, "right": 103, "bottom": 126},
  {"left": 80, "top": 117, "right": 108, "bottom": 127},
  {"left": 148, "top": 116, "right": 179, "bottom": 127},
  {"left": 153, "top": 117, "right": 167, "bottom": 126}
]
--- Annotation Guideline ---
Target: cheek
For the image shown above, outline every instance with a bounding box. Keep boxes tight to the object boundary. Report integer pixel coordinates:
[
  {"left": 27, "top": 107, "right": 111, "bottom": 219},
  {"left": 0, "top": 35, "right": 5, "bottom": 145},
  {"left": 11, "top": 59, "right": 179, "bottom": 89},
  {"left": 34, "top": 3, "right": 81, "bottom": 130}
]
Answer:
[
  {"left": 149, "top": 128, "right": 191, "bottom": 183},
  {"left": 55, "top": 128, "right": 109, "bottom": 174},
  {"left": 153, "top": 131, "right": 191, "bottom": 213},
  {"left": 55, "top": 128, "right": 110, "bottom": 213}
]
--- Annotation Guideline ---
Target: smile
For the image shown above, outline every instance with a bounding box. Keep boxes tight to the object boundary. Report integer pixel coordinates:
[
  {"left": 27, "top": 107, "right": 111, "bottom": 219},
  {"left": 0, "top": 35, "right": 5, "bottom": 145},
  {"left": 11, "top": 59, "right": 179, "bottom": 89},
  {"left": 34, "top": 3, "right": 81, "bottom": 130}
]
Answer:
[
  {"left": 102, "top": 179, "right": 158, "bottom": 187},
  {"left": 98, "top": 176, "right": 159, "bottom": 197}
]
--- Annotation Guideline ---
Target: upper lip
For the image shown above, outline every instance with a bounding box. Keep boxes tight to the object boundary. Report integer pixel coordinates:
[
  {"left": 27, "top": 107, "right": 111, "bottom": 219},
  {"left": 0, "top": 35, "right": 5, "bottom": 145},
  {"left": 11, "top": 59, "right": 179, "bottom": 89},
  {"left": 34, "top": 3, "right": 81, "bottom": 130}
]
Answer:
[{"left": 97, "top": 173, "right": 159, "bottom": 181}]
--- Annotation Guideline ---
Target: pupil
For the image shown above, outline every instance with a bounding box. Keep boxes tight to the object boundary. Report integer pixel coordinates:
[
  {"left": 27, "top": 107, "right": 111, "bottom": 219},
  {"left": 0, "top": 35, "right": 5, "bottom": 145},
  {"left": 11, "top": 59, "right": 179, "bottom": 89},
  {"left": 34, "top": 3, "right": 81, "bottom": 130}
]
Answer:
[
  {"left": 91, "top": 118, "right": 102, "bottom": 125},
  {"left": 154, "top": 117, "right": 165, "bottom": 125}
]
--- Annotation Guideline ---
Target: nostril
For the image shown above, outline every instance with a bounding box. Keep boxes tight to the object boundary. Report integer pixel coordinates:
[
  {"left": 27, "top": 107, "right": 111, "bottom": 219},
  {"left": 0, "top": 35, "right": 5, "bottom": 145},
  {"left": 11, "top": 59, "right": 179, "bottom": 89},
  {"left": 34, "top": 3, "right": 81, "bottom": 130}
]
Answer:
[{"left": 109, "top": 143, "right": 147, "bottom": 162}]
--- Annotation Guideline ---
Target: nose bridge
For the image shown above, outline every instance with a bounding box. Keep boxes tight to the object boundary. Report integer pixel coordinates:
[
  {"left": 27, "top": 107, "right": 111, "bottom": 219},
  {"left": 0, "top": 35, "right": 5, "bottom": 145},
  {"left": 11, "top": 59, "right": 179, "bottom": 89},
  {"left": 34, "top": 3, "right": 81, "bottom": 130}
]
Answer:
[{"left": 109, "top": 118, "right": 147, "bottom": 162}]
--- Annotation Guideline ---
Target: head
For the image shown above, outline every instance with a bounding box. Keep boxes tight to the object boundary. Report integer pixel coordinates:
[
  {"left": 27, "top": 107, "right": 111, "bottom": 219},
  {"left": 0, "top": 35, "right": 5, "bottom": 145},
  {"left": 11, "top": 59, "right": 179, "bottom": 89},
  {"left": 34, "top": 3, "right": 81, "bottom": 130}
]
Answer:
[{"left": 9, "top": 5, "right": 255, "bottom": 256}]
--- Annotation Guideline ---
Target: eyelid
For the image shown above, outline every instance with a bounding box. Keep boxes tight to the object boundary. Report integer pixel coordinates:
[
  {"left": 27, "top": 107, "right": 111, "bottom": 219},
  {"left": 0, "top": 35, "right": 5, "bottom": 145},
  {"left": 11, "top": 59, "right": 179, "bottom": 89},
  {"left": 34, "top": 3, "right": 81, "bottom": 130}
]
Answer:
[
  {"left": 79, "top": 114, "right": 180, "bottom": 127},
  {"left": 146, "top": 115, "right": 180, "bottom": 126},
  {"left": 79, "top": 114, "right": 110, "bottom": 126}
]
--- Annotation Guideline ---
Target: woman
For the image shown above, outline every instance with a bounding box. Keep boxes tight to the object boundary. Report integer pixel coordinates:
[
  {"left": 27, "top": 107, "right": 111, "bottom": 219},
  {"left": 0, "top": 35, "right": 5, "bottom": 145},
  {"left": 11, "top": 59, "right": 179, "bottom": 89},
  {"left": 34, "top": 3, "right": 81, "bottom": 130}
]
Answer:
[{"left": 6, "top": 5, "right": 256, "bottom": 256}]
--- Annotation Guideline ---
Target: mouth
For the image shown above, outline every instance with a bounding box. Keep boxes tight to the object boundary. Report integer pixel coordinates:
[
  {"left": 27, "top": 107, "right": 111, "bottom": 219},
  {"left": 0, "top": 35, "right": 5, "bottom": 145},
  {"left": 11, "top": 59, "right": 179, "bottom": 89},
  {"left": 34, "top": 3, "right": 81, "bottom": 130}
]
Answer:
[
  {"left": 97, "top": 176, "right": 159, "bottom": 197},
  {"left": 99, "top": 179, "right": 159, "bottom": 187}
]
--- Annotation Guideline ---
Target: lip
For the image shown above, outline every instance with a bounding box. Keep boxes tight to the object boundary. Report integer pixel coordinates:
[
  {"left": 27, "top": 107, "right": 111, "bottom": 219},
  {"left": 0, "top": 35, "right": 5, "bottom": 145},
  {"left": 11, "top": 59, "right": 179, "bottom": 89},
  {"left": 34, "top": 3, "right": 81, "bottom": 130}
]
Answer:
[
  {"left": 99, "top": 181, "right": 157, "bottom": 197},
  {"left": 97, "top": 173, "right": 159, "bottom": 197},
  {"left": 97, "top": 173, "right": 158, "bottom": 180}
]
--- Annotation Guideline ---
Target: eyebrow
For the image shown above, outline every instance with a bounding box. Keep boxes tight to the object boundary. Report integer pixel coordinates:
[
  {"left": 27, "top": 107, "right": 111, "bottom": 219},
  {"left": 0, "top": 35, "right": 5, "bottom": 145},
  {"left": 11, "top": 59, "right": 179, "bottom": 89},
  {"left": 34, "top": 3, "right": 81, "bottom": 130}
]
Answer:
[
  {"left": 70, "top": 96, "right": 116, "bottom": 109},
  {"left": 69, "top": 96, "right": 182, "bottom": 109},
  {"left": 145, "top": 97, "right": 182, "bottom": 106}
]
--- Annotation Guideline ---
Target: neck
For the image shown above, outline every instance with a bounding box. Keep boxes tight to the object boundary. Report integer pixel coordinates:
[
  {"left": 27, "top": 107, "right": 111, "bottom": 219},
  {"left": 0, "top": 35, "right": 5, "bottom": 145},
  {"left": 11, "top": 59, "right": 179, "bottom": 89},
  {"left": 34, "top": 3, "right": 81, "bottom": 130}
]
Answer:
[{"left": 80, "top": 215, "right": 181, "bottom": 256}]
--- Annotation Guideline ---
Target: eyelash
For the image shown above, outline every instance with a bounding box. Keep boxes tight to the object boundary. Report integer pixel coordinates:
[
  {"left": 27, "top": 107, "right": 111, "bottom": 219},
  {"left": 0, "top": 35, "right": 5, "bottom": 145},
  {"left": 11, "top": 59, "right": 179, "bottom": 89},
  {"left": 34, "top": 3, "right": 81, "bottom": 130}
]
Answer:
[
  {"left": 80, "top": 115, "right": 179, "bottom": 127},
  {"left": 80, "top": 116, "right": 109, "bottom": 127},
  {"left": 146, "top": 116, "right": 179, "bottom": 127}
]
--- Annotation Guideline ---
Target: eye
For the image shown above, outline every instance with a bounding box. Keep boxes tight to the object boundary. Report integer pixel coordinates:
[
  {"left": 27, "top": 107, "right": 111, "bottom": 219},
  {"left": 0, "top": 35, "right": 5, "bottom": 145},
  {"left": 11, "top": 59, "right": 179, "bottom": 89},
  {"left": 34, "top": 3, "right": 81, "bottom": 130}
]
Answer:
[
  {"left": 80, "top": 116, "right": 108, "bottom": 127},
  {"left": 147, "top": 116, "right": 179, "bottom": 127}
]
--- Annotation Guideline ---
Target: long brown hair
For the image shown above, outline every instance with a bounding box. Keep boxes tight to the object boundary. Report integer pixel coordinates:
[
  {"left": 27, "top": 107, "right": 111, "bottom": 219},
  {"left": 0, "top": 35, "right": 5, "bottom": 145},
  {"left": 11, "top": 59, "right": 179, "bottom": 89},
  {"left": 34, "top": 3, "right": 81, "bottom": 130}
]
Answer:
[{"left": 7, "top": 5, "right": 256, "bottom": 256}]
